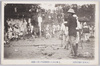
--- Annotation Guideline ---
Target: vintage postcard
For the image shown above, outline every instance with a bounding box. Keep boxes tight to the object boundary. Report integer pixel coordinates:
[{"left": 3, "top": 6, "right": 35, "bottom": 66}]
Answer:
[{"left": 1, "top": 1, "right": 99, "bottom": 65}]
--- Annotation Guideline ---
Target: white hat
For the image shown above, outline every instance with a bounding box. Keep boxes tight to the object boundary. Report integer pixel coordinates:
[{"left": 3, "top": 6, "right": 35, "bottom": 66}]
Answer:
[
  {"left": 84, "top": 22, "right": 87, "bottom": 25},
  {"left": 67, "top": 9, "right": 75, "bottom": 13}
]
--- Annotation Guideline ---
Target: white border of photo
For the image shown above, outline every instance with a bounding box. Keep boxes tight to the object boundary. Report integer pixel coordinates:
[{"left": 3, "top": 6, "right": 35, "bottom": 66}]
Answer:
[{"left": 1, "top": 1, "right": 99, "bottom": 65}]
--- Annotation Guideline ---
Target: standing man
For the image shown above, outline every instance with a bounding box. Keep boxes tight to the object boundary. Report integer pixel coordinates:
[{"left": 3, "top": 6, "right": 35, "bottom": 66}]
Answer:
[
  {"left": 67, "top": 9, "right": 78, "bottom": 57},
  {"left": 38, "top": 14, "right": 42, "bottom": 37},
  {"left": 60, "top": 20, "right": 69, "bottom": 49},
  {"left": 83, "top": 22, "right": 90, "bottom": 41}
]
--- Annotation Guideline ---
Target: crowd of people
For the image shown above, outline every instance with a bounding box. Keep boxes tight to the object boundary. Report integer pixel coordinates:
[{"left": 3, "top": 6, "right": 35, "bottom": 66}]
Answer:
[
  {"left": 4, "top": 18, "right": 33, "bottom": 43},
  {"left": 4, "top": 8, "right": 95, "bottom": 57}
]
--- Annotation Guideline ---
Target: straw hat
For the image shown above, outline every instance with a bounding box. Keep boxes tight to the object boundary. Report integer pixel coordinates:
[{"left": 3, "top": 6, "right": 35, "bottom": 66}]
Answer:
[{"left": 67, "top": 9, "right": 75, "bottom": 13}]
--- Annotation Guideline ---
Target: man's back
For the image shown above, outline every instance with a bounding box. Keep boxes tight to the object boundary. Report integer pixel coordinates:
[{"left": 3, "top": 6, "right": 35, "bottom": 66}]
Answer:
[{"left": 68, "top": 15, "right": 77, "bottom": 37}]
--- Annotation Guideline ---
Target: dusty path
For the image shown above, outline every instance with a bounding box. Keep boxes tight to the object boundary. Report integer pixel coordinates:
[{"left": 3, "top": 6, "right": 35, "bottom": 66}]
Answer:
[{"left": 4, "top": 37, "right": 94, "bottom": 60}]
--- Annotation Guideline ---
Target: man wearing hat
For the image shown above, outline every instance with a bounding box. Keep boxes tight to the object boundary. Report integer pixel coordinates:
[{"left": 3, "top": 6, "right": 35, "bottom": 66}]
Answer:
[{"left": 67, "top": 8, "right": 78, "bottom": 57}]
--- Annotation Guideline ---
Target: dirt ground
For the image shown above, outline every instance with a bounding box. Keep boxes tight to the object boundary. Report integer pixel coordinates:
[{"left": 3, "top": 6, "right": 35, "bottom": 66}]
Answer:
[{"left": 4, "top": 36, "right": 94, "bottom": 60}]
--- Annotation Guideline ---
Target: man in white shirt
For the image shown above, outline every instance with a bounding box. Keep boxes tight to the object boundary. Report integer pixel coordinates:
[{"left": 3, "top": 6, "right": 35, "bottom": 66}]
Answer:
[{"left": 38, "top": 15, "right": 42, "bottom": 37}]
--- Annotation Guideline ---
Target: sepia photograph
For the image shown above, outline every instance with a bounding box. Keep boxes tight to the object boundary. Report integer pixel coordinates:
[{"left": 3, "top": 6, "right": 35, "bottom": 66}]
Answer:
[{"left": 1, "top": 1, "right": 99, "bottom": 65}]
